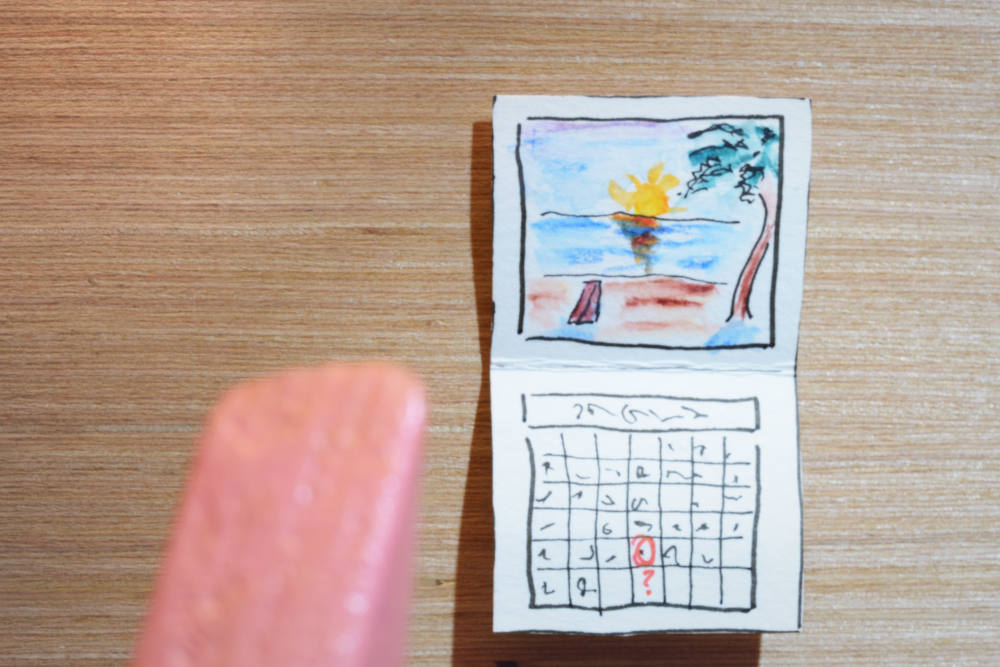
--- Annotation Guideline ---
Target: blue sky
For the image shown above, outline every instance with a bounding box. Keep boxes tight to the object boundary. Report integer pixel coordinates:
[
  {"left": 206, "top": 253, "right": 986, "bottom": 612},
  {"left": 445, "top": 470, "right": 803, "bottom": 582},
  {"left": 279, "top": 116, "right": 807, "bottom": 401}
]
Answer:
[{"left": 520, "top": 118, "right": 762, "bottom": 221}]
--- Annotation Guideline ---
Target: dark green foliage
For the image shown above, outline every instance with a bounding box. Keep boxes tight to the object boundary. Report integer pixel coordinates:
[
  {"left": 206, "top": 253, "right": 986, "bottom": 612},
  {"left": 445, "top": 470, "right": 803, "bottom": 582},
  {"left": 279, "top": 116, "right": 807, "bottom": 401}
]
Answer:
[{"left": 682, "top": 120, "right": 779, "bottom": 203}]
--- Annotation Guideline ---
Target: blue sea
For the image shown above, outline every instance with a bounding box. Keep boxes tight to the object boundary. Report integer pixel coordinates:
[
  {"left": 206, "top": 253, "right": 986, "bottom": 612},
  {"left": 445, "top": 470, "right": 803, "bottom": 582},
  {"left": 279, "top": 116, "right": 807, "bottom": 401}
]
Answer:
[{"left": 529, "top": 214, "right": 755, "bottom": 284}]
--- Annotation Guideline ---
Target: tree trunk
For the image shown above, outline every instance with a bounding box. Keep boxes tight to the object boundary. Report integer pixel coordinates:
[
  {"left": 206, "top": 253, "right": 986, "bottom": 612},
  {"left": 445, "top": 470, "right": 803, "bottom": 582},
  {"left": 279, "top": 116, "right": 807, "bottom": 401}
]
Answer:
[{"left": 728, "top": 176, "right": 777, "bottom": 321}]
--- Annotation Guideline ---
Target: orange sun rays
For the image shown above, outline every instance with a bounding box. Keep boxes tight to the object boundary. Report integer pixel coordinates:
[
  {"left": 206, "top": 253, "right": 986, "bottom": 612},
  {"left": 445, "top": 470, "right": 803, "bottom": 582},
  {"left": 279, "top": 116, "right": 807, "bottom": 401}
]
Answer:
[{"left": 608, "top": 162, "right": 683, "bottom": 217}]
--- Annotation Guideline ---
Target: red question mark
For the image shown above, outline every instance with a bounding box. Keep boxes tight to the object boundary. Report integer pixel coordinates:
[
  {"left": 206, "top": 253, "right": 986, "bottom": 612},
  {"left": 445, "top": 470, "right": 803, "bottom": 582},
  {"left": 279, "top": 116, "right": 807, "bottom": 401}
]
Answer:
[{"left": 642, "top": 569, "right": 655, "bottom": 596}]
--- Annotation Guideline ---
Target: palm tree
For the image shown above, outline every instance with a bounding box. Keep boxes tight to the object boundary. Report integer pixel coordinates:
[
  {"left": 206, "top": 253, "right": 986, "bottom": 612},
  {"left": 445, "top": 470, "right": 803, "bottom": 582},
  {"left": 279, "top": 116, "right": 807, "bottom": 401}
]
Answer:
[{"left": 681, "top": 121, "right": 780, "bottom": 321}]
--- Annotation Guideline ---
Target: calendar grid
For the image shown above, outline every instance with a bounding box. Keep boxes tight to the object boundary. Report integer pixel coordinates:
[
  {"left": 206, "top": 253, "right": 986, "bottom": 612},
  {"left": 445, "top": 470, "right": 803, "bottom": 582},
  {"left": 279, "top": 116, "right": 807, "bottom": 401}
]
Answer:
[
  {"left": 624, "top": 434, "right": 633, "bottom": 604},
  {"left": 718, "top": 436, "right": 727, "bottom": 604},
  {"left": 687, "top": 435, "right": 696, "bottom": 607},
  {"left": 657, "top": 436, "right": 667, "bottom": 604},
  {"left": 527, "top": 427, "right": 760, "bottom": 614},
  {"left": 560, "top": 434, "right": 572, "bottom": 607},
  {"left": 592, "top": 433, "right": 603, "bottom": 611}
]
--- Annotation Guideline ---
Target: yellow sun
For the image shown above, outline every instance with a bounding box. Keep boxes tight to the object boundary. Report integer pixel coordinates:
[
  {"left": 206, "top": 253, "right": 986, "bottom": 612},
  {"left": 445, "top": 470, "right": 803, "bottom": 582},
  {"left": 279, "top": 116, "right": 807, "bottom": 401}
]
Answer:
[{"left": 609, "top": 162, "right": 682, "bottom": 217}]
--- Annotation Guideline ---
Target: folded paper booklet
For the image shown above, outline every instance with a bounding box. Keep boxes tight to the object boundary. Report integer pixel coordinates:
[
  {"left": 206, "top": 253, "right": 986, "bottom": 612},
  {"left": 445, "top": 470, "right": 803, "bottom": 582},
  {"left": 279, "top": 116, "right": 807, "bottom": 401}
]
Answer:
[{"left": 490, "top": 95, "right": 810, "bottom": 633}]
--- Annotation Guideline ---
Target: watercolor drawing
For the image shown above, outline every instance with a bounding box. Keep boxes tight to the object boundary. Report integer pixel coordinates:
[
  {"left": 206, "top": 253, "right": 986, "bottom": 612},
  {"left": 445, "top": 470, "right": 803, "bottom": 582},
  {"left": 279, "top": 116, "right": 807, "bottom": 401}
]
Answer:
[{"left": 517, "top": 116, "right": 782, "bottom": 349}]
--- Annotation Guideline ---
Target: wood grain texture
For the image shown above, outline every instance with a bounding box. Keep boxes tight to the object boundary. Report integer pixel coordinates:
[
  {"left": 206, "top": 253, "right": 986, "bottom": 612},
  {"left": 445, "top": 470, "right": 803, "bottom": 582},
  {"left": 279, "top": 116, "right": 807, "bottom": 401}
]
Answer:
[{"left": 1, "top": 1, "right": 997, "bottom": 664}]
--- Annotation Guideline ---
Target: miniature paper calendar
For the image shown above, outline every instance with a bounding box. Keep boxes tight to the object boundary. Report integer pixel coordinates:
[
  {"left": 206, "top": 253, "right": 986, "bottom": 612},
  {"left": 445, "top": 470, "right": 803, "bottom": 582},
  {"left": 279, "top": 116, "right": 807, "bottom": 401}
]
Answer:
[{"left": 490, "top": 96, "right": 810, "bottom": 633}]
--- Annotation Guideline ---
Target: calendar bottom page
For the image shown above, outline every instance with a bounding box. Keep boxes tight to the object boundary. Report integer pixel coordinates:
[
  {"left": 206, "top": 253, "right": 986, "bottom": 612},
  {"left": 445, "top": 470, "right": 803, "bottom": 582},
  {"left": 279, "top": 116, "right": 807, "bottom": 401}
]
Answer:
[{"left": 491, "top": 368, "right": 801, "bottom": 633}]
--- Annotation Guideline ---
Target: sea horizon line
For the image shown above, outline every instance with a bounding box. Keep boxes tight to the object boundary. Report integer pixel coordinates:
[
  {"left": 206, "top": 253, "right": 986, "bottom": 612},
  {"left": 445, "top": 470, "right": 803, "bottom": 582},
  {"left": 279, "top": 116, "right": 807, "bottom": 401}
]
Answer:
[
  {"left": 542, "top": 272, "right": 727, "bottom": 286},
  {"left": 539, "top": 210, "right": 740, "bottom": 225}
]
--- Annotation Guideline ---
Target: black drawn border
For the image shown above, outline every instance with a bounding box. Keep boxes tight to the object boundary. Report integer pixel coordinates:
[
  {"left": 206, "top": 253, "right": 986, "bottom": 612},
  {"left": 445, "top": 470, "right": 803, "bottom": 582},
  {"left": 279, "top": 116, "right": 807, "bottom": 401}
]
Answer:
[
  {"left": 526, "top": 393, "right": 760, "bottom": 434},
  {"left": 515, "top": 114, "right": 784, "bottom": 350},
  {"left": 526, "top": 435, "right": 537, "bottom": 607},
  {"left": 525, "top": 423, "right": 762, "bottom": 615}
]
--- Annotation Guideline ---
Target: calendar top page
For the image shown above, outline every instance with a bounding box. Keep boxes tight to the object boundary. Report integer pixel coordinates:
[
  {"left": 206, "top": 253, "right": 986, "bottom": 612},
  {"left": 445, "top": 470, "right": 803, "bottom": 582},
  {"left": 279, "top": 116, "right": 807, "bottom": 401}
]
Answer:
[{"left": 491, "top": 96, "right": 811, "bottom": 371}]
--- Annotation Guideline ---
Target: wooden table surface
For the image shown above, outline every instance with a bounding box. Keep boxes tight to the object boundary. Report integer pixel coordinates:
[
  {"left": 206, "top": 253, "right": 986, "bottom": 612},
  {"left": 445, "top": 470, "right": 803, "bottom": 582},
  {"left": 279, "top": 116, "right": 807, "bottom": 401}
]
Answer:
[{"left": 2, "top": 2, "right": 998, "bottom": 664}]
